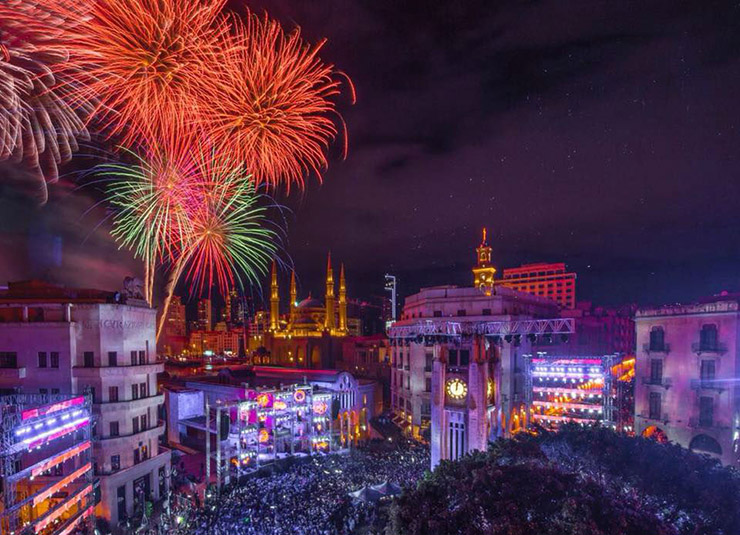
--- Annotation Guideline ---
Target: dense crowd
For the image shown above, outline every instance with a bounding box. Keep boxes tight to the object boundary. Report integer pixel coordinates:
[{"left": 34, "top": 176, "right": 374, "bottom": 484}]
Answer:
[{"left": 186, "top": 444, "right": 429, "bottom": 535}]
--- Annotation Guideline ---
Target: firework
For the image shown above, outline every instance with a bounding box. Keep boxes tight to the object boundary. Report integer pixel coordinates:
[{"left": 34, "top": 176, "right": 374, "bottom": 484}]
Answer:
[
  {"left": 104, "top": 130, "right": 202, "bottom": 303},
  {"left": 55, "top": 0, "right": 229, "bottom": 146},
  {"left": 0, "top": 0, "right": 91, "bottom": 202},
  {"left": 208, "top": 12, "right": 354, "bottom": 191},
  {"left": 178, "top": 153, "right": 279, "bottom": 296}
]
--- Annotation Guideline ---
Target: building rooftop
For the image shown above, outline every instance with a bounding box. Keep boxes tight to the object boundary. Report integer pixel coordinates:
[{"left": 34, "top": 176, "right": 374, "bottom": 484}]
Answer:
[{"left": 636, "top": 293, "right": 740, "bottom": 318}]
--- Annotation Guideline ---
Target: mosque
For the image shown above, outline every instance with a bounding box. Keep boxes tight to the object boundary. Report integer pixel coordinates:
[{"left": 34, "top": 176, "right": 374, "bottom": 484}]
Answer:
[{"left": 252, "top": 254, "right": 353, "bottom": 368}]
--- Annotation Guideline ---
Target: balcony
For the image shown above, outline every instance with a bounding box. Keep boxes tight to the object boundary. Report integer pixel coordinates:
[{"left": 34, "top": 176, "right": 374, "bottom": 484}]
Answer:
[
  {"left": 637, "top": 412, "right": 669, "bottom": 423},
  {"left": 74, "top": 361, "right": 164, "bottom": 379},
  {"left": 641, "top": 377, "right": 672, "bottom": 389},
  {"left": 96, "top": 393, "right": 165, "bottom": 413},
  {"left": 690, "top": 379, "right": 725, "bottom": 392},
  {"left": 95, "top": 420, "right": 165, "bottom": 443},
  {"left": 642, "top": 343, "right": 670, "bottom": 354},
  {"left": 691, "top": 342, "right": 727, "bottom": 355},
  {"left": 688, "top": 417, "right": 727, "bottom": 430},
  {"left": 0, "top": 366, "right": 26, "bottom": 379}
]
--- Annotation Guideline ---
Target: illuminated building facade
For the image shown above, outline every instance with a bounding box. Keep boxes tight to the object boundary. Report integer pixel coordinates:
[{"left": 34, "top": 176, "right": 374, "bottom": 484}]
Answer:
[
  {"left": 254, "top": 256, "right": 352, "bottom": 368},
  {"left": 166, "top": 367, "right": 379, "bottom": 470},
  {"left": 0, "top": 393, "right": 94, "bottom": 535},
  {"left": 501, "top": 262, "right": 577, "bottom": 309},
  {"left": 158, "top": 295, "right": 187, "bottom": 356},
  {"left": 524, "top": 355, "right": 616, "bottom": 428},
  {"left": 634, "top": 295, "right": 740, "bottom": 466},
  {"left": 387, "top": 232, "right": 569, "bottom": 464},
  {"left": 197, "top": 298, "right": 212, "bottom": 331},
  {"left": 0, "top": 281, "right": 170, "bottom": 527}
]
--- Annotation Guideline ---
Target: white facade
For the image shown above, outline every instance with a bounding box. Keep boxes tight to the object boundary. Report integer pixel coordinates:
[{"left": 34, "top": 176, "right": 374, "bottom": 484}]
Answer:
[
  {"left": 0, "top": 285, "right": 170, "bottom": 528},
  {"left": 390, "top": 284, "right": 559, "bottom": 456},
  {"left": 635, "top": 297, "right": 740, "bottom": 466}
]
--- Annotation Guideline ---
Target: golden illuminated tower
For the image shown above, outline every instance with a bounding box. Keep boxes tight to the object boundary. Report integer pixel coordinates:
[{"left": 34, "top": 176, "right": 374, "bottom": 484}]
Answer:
[
  {"left": 472, "top": 227, "right": 496, "bottom": 296},
  {"left": 339, "top": 263, "right": 347, "bottom": 333},
  {"left": 325, "top": 253, "right": 335, "bottom": 331},
  {"left": 289, "top": 270, "right": 297, "bottom": 323},
  {"left": 270, "top": 259, "right": 279, "bottom": 331}
]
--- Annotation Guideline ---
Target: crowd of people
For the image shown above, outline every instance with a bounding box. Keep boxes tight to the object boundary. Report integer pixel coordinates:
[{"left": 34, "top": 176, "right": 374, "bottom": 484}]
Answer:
[{"left": 185, "top": 443, "right": 429, "bottom": 535}]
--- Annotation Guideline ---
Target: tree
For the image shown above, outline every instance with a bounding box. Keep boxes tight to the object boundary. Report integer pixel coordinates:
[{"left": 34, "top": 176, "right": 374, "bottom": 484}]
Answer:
[{"left": 390, "top": 425, "right": 740, "bottom": 535}]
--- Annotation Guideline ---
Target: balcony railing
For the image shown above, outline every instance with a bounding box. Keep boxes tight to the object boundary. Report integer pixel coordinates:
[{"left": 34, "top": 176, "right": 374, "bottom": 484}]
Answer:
[
  {"left": 688, "top": 417, "right": 719, "bottom": 429},
  {"left": 691, "top": 342, "right": 727, "bottom": 354},
  {"left": 641, "top": 377, "right": 672, "bottom": 388},
  {"left": 0, "top": 366, "right": 26, "bottom": 379},
  {"left": 637, "top": 412, "right": 669, "bottom": 422},
  {"left": 690, "top": 379, "right": 725, "bottom": 392},
  {"left": 642, "top": 343, "right": 670, "bottom": 354},
  {"left": 95, "top": 420, "right": 164, "bottom": 442}
]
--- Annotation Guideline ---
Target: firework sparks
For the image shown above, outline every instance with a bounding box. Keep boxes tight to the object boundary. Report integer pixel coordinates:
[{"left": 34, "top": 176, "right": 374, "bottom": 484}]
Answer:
[
  {"left": 0, "top": 0, "right": 91, "bottom": 202},
  {"left": 55, "top": 0, "right": 230, "bottom": 146},
  {"left": 208, "top": 12, "right": 354, "bottom": 191}
]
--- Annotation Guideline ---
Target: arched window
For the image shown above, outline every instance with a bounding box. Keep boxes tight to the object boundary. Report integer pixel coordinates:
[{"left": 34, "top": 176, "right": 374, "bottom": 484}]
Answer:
[{"left": 689, "top": 434, "right": 722, "bottom": 456}]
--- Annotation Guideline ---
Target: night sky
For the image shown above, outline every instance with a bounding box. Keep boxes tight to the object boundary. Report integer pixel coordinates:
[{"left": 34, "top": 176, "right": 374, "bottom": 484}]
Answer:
[{"left": 2, "top": 0, "right": 740, "bottom": 309}]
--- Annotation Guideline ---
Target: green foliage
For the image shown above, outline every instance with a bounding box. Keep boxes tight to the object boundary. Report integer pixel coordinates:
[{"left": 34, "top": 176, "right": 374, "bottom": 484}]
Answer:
[{"left": 389, "top": 426, "right": 740, "bottom": 535}]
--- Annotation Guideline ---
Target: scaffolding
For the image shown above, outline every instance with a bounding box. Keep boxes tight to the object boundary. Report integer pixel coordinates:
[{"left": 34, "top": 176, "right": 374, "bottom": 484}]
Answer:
[
  {"left": 524, "top": 354, "right": 616, "bottom": 429},
  {"left": 0, "top": 393, "right": 94, "bottom": 535},
  {"left": 205, "top": 383, "right": 335, "bottom": 492}
]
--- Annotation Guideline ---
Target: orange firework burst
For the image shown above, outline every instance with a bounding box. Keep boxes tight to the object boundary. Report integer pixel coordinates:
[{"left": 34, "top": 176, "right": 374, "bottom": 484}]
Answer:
[
  {"left": 54, "top": 0, "right": 229, "bottom": 146},
  {"left": 0, "top": 0, "right": 91, "bottom": 202},
  {"left": 208, "top": 12, "right": 354, "bottom": 191}
]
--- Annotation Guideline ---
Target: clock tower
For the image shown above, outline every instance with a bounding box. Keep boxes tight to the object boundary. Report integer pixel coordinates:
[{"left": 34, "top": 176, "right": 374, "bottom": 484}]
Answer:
[{"left": 472, "top": 228, "right": 496, "bottom": 296}]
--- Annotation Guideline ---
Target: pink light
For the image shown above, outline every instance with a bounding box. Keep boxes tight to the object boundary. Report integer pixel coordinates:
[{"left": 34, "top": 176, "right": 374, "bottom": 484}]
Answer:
[
  {"left": 32, "top": 442, "right": 91, "bottom": 478},
  {"left": 56, "top": 506, "right": 93, "bottom": 535},
  {"left": 22, "top": 396, "right": 85, "bottom": 421},
  {"left": 34, "top": 485, "right": 92, "bottom": 533},
  {"left": 33, "top": 463, "right": 91, "bottom": 506}
]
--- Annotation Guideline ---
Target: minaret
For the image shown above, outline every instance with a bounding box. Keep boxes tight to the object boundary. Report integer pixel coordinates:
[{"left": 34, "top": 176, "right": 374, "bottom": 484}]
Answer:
[
  {"left": 339, "top": 263, "right": 347, "bottom": 334},
  {"left": 289, "top": 270, "right": 297, "bottom": 324},
  {"left": 472, "top": 227, "right": 496, "bottom": 296},
  {"left": 270, "top": 260, "right": 279, "bottom": 331},
  {"left": 325, "top": 253, "right": 335, "bottom": 332}
]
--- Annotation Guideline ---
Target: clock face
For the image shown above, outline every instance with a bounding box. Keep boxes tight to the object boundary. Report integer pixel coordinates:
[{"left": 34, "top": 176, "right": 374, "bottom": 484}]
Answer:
[{"left": 446, "top": 378, "right": 468, "bottom": 399}]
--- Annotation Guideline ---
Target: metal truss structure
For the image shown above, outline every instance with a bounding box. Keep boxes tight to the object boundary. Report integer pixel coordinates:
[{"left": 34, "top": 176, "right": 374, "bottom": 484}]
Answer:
[{"left": 387, "top": 317, "right": 575, "bottom": 340}]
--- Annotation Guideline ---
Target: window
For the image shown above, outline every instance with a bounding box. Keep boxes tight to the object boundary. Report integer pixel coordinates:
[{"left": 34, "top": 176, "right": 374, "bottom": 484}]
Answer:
[
  {"left": 110, "top": 421, "right": 119, "bottom": 437},
  {"left": 448, "top": 349, "right": 458, "bottom": 367},
  {"left": 134, "top": 448, "right": 141, "bottom": 465},
  {"left": 51, "top": 388, "right": 59, "bottom": 395},
  {"left": 425, "top": 353, "right": 433, "bottom": 372},
  {"left": 650, "top": 359, "right": 663, "bottom": 384},
  {"left": 425, "top": 378, "right": 432, "bottom": 392},
  {"left": 132, "top": 384, "right": 139, "bottom": 400},
  {"left": 648, "top": 392, "right": 661, "bottom": 420},
  {"left": 38, "top": 352, "right": 47, "bottom": 368},
  {"left": 133, "top": 417, "right": 140, "bottom": 434},
  {"left": 459, "top": 350, "right": 470, "bottom": 367},
  {"left": 109, "top": 386, "right": 119, "bottom": 402},
  {"left": 0, "top": 352, "right": 18, "bottom": 368},
  {"left": 406, "top": 376, "right": 410, "bottom": 389},
  {"left": 40, "top": 388, "right": 48, "bottom": 395},
  {"left": 649, "top": 328, "right": 665, "bottom": 351},
  {"left": 433, "top": 310, "right": 442, "bottom": 317},
  {"left": 699, "top": 396, "right": 714, "bottom": 427},
  {"left": 482, "top": 308, "right": 492, "bottom": 316},
  {"left": 138, "top": 350, "right": 146, "bottom": 365},
  {"left": 50, "top": 352, "right": 59, "bottom": 368},
  {"left": 130, "top": 351, "right": 137, "bottom": 365},
  {"left": 108, "top": 352, "right": 118, "bottom": 367},
  {"left": 111, "top": 455, "right": 121, "bottom": 472},
  {"left": 140, "top": 414, "right": 147, "bottom": 430},
  {"left": 700, "top": 324, "right": 718, "bottom": 351},
  {"left": 456, "top": 309, "right": 467, "bottom": 317},
  {"left": 421, "top": 401, "right": 431, "bottom": 416},
  {"left": 83, "top": 351, "right": 94, "bottom": 367},
  {"left": 700, "top": 360, "right": 716, "bottom": 383},
  {"left": 140, "top": 382, "right": 147, "bottom": 398}
]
